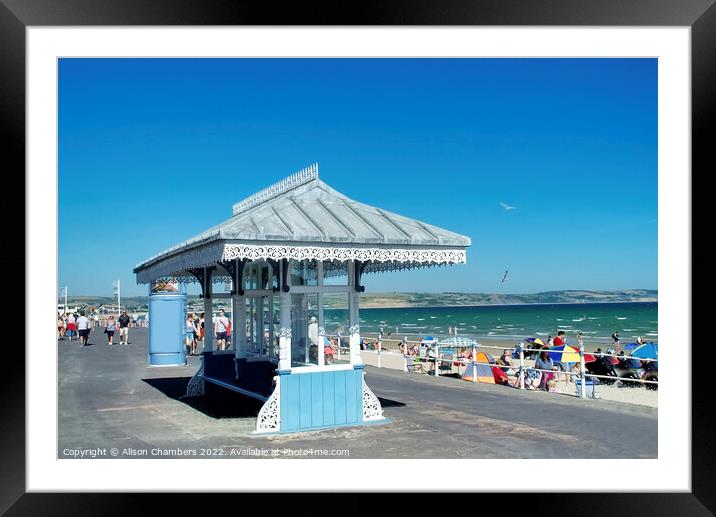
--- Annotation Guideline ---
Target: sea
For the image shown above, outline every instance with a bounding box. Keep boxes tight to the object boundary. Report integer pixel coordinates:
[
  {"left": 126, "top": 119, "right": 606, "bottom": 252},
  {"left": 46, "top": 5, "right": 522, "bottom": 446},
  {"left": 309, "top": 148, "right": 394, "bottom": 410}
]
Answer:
[{"left": 326, "top": 302, "right": 657, "bottom": 344}]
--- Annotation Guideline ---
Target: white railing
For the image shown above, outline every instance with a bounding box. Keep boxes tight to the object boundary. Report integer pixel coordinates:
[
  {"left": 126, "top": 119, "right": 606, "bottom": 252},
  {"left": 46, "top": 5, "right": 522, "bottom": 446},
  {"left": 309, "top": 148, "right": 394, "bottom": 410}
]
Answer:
[{"left": 365, "top": 335, "right": 658, "bottom": 399}]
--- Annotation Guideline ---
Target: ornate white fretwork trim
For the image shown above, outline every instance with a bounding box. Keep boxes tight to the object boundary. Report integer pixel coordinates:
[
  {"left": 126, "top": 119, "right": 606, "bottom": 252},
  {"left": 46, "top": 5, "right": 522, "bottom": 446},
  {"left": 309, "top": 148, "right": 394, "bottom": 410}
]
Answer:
[
  {"left": 255, "top": 376, "right": 281, "bottom": 433},
  {"left": 136, "top": 241, "right": 225, "bottom": 284},
  {"left": 362, "top": 374, "right": 384, "bottom": 421},
  {"left": 136, "top": 241, "right": 467, "bottom": 284},
  {"left": 222, "top": 243, "right": 467, "bottom": 265},
  {"left": 186, "top": 359, "right": 205, "bottom": 397},
  {"left": 279, "top": 327, "right": 292, "bottom": 338},
  {"left": 349, "top": 324, "right": 360, "bottom": 335}
]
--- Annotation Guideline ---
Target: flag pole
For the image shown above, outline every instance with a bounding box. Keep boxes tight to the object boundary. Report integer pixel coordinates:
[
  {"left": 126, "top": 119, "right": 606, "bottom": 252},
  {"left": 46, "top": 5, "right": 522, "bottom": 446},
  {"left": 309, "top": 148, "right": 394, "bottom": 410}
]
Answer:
[
  {"left": 117, "top": 279, "right": 121, "bottom": 316},
  {"left": 64, "top": 285, "right": 68, "bottom": 315}
]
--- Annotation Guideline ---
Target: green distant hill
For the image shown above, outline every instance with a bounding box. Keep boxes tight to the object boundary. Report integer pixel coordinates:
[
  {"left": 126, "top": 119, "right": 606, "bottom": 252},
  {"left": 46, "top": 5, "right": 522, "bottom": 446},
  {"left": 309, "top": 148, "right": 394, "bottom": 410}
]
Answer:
[{"left": 64, "top": 289, "right": 656, "bottom": 311}]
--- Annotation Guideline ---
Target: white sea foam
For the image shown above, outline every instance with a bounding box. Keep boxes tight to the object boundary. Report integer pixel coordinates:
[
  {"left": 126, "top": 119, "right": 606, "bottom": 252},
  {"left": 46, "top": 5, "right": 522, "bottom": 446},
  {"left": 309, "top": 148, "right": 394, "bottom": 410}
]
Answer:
[{"left": 616, "top": 317, "right": 628, "bottom": 320}]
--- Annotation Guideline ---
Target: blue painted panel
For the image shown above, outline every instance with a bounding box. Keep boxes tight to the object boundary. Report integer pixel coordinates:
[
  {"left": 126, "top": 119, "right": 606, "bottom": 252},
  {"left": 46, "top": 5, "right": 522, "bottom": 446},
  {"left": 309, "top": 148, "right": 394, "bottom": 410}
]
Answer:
[
  {"left": 345, "top": 370, "right": 358, "bottom": 423},
  {"left": 148, "top": 293, "right": 185, "bottom": 367},
  {"left": 278, "top": 369, "right": 375, "bottom": 433},
  {"left": 334, "top": 371, "right": 347, "bottom": 424},
  {"left": 281, "top": 375, "right": 301, "bottom": 430},
  {"left": 299, "top": 374, "right": 312, "bottom": 429},
  {"left": 323, "top": 373, "right": 335, "bottom": 424},
  {"left": 311, "top": 374, "right": 324, "bottom": 428}
]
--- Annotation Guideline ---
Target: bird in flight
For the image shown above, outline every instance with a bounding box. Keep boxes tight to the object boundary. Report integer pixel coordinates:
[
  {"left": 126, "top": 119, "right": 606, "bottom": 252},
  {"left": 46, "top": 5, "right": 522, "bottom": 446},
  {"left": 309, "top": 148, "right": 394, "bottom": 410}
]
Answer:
[
  {"left": 500, "top": 202, "right": 517, "bottom": 211},
  {"left": 501, "top": 270, "right": 509, "bottom": 283}
]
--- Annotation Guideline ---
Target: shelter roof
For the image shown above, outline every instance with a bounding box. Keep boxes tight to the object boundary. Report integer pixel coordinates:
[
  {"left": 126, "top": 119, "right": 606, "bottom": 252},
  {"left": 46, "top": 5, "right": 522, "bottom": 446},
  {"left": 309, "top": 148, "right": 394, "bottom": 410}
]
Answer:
[{"left": 134, "top": 164, "right": 471, "bottom": 283}]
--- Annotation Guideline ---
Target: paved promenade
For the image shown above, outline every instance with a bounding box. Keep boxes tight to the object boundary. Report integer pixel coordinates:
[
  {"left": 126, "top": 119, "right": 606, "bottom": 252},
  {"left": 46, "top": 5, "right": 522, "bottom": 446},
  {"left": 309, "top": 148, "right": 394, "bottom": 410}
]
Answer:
[{"left": 58, "top": 328, "right": 657, "bottom": 459}]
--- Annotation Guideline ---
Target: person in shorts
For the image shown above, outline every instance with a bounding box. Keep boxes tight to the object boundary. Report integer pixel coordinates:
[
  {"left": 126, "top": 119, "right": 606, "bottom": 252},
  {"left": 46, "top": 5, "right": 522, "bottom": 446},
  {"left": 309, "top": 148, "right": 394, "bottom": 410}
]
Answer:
[
  {"left": 57, "top": 315, "right": 66, "bottom": 339},
  {"left": 118, "top": 310, "right": 131, "bottom": 345},
  {"left": 105, "top": 315, "right": 116, "bottom": 346},
  {"left": 214, "top": 309, "right": 229, "bottom": 351},
  {"left": 66, "top": 313, "right": 76, "bottom": 340},
  {"left": 76, "top": 312, "right": 91, "bottom": 347}
]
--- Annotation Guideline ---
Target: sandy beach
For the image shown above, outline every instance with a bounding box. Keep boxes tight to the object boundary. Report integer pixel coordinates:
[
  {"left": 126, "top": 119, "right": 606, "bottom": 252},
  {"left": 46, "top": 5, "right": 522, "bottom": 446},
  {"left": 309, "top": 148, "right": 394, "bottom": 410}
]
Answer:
[{"left": 363, "top": 335, "right": 658, "bottom": 408}]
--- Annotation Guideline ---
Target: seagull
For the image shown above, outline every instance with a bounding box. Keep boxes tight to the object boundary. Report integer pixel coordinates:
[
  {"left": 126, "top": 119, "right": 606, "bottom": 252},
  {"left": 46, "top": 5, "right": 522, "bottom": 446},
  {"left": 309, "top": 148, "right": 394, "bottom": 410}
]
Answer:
[
  {"left": 500, "top": 202, "right": 517, "bottom": 211},
  {"left": 501, "top": 270, "right": 509, "bottom": 283}
]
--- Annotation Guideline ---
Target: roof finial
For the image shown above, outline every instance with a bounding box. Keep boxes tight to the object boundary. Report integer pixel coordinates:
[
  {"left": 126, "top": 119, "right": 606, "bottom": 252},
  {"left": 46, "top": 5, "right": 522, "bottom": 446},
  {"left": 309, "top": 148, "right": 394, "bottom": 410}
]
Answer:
[{"left": 232, "top": 162, "right": 319, "bottom": 216}]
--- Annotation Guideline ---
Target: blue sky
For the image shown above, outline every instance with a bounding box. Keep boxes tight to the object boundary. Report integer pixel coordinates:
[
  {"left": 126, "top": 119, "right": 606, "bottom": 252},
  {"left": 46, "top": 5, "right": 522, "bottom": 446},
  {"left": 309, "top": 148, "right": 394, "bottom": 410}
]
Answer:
[{"left": 58, "top": 58, "right": 657, "bottom": 297}]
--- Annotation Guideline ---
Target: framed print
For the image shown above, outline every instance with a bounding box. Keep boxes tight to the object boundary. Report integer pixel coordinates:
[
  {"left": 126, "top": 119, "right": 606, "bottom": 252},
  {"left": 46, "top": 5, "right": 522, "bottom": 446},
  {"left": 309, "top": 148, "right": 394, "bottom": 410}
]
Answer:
[{"left": 2, "top": 0, "right": 714, "bottom": 514}]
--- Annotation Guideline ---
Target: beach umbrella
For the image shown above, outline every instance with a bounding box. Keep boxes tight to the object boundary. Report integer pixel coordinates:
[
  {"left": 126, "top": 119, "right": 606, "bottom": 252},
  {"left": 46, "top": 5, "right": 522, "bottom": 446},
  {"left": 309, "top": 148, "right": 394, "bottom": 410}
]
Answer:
[
  {"left": 421, "top": 336, "right": 437, "bottom": 345},
  {"left": 631, "top": 343, "right": 658, "bottom": 360},
  {"left": 438, "top": 336, "right": 478, "bottom": 347},
  {"left": 548, "top": 345, "right": 581, "bottom": 363},
  {"left": 525, "top": 337, "right": 546, "bottom": 348},
  {"left": 624, "top": 342, "right": 640, "bottom": 351}
]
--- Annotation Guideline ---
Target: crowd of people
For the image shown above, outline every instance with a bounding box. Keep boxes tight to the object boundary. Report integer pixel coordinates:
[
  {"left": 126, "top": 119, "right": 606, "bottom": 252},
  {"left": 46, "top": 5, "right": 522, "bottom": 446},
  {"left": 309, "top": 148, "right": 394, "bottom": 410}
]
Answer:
[{"left": 57, "top": 310, "right": 135, "bottom": 347}]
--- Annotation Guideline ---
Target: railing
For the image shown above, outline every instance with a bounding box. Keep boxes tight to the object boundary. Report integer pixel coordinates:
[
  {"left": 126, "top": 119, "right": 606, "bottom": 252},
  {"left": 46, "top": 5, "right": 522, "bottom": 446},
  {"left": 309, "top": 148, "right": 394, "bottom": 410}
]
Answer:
[{"left": 386, "top": 337, "right": 658, "bottom": 399}]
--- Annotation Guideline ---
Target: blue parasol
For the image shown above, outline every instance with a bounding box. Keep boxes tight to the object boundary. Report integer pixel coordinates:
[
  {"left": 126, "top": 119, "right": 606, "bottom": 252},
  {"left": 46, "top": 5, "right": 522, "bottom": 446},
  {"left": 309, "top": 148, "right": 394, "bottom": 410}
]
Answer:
[{"left": 631, "top": 343, "right": 658, "bottom": 360}]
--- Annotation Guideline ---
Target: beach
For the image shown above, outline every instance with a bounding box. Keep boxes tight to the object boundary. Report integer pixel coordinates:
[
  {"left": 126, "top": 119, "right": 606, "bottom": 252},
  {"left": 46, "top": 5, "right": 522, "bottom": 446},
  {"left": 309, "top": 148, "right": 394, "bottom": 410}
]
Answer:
[{"left": 363, "top": 336, "right": 658, "bottom": 408}]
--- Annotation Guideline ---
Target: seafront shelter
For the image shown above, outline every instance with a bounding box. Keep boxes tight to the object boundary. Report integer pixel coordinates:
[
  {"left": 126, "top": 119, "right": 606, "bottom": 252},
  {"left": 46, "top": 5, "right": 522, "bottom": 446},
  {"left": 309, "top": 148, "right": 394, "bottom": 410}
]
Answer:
[{"left": 133, "top": 164, "right": 471, "bottom": 433}]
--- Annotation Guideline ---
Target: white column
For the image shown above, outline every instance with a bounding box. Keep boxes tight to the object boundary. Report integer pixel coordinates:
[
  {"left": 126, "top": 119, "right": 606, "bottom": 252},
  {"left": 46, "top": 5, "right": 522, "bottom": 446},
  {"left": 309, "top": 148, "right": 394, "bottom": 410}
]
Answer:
[
  {"left": 278, "top": 261, "right": 292, "bottom": 370},
  {"left": 317, "top": 326, "right": 326, "bottom": 367},
  {"left": 348, "top": 260, "right": 362, "bottom": 365}
]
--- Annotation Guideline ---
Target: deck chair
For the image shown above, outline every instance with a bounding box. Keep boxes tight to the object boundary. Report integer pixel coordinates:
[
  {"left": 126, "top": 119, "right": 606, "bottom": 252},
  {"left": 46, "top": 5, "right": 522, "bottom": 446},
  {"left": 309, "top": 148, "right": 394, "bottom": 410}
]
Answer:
[{"left": 406, "top": 358, "right": 425, "bottom": 374}]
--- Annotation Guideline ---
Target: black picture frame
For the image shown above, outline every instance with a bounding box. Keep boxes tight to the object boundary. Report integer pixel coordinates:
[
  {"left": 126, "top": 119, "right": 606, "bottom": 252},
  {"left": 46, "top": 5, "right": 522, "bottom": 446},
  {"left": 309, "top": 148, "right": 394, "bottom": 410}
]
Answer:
[{"left": 2, "top": 0, "right": 712, "bottom": 514}]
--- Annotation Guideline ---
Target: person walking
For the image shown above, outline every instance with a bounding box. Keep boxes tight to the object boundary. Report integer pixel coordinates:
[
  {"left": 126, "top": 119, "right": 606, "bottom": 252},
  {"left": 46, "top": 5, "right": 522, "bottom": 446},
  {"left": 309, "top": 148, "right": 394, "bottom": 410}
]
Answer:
[
  {"left": 57, "top": 315, "right": 66, "bottom": 340},
  {"left": 94, "top": 313, "right": 100, "bottom": 328},
  {"left": 214, "top": 309, "right": 229, "bottom": 351},
  {"left": 105, "top": 315, "right": 116, "bottom": 346},
  {"left": 185, "top": 314, "right": 197, "bottom": 356},
  {"left": 199, "top": 312, "right": 205, "bottom": 342},
  {"left": 118, "top": 310, "right": 131, "bottom": 345},
  {"left": 76, "top": 312, "right": 91, "bottom": 347},
  {"left": 66, "top": 313, "right": 76, "bottom": 341}
]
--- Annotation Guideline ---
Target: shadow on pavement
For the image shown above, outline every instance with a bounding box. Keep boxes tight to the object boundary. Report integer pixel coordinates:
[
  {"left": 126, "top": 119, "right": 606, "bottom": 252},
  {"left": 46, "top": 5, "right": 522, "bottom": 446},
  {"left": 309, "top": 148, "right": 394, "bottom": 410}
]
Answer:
[
  {"left": 142, "top": 377, "right": 263, "bottom": 419},
  {"left": 377, "top": 397, "right": 406, "bottom": 408}
]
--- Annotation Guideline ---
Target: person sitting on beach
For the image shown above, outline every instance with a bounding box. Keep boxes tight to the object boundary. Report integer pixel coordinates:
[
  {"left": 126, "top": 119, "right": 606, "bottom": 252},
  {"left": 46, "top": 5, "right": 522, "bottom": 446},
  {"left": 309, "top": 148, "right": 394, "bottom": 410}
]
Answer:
[
  {"left": 497, "top": 349, "right": 512, "bottom": 368},
  {"left": 534, "top": 351, "right": 557, "bottom": 390}
]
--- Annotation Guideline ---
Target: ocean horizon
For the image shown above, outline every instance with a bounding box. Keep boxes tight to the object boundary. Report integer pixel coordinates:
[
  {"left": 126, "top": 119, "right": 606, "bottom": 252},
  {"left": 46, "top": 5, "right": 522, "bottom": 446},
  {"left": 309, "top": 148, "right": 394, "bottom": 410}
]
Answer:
[{"left": 325, "top": 301, "right": 658, "bottom": 344}]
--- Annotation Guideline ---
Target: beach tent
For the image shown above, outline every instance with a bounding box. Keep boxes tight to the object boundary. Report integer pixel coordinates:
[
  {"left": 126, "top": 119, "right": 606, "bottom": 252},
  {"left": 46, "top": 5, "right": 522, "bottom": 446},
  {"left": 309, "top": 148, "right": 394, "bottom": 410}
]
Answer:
[
  {"left": 631, "top": 343, "right": 658, "bottom": 360},
  {"left": 462, "top": 351, "right": 496, "bottom": 383}
]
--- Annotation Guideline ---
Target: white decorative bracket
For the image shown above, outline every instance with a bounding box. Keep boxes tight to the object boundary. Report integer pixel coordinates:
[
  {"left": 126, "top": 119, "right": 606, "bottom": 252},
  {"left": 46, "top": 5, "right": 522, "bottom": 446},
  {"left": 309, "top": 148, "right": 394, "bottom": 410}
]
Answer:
[
  {"left": 186, "top": 358, "right": 205, "bottom": 397},
  {"left": 255, "top": 376, "right": 281, "bottom": 433},
  {"left": 362, "top": 372, "right": 384, "bottom": 421}
]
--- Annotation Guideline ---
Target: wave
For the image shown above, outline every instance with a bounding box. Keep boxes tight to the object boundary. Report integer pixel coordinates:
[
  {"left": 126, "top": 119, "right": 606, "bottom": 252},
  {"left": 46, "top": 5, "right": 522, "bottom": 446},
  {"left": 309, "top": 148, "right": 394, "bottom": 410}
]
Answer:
[{"left": 616, "top": 317, "right": 628, "bottom": 320}]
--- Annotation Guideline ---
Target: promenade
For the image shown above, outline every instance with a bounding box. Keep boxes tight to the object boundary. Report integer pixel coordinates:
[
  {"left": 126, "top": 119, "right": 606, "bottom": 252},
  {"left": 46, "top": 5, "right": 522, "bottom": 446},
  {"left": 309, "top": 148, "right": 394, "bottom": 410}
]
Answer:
[{"left": 58, "top": 328, "right": 657, "bottom": 459}]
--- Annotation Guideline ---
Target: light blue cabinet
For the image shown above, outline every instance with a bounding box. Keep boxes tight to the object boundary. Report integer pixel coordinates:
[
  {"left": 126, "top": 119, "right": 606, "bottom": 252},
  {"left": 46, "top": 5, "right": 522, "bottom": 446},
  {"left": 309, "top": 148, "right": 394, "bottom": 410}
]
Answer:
[{"left": 147, "top": 286, "right": 186, "bottom": 367}]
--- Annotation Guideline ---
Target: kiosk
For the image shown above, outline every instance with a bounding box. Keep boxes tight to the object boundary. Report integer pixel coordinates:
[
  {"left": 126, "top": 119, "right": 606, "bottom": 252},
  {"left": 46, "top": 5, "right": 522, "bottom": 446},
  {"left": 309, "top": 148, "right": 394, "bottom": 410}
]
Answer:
[{"left": 134, "top": 164, "right": 471, "bottom": 433}]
